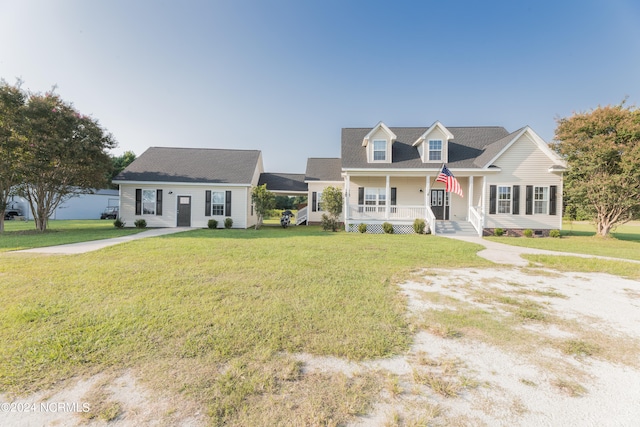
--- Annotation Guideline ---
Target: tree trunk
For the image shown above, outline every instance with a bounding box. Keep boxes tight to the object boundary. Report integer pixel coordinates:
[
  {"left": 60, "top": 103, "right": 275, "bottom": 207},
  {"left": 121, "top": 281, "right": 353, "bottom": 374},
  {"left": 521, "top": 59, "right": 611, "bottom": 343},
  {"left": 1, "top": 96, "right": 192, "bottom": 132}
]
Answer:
[
  {"left": 596, "top": 219, "right": 613, "bottom": 237},
  {"left": 256, "top": 214, "right": 263, "bottom": 230},
  {"left": 0, "top": 215, "right": 4, "bottom": 233}
]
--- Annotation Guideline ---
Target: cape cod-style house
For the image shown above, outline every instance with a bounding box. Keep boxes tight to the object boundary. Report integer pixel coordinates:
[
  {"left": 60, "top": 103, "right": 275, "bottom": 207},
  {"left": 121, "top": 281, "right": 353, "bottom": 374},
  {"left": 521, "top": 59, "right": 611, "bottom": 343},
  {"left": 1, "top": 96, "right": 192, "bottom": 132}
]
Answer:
[
  {"left": 114, "top": 120, "right": 566, "bottom": 235},
  {"left": 334, "top": 121, "right": 567, "bottom": 235}
]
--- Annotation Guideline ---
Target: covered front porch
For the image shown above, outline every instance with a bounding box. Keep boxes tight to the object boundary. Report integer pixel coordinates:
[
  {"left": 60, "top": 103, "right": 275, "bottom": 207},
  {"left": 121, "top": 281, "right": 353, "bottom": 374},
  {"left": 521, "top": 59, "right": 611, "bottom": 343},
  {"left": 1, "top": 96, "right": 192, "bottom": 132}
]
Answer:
[{"left": 343, "top": 173, "right": 486, "bottom": 235}]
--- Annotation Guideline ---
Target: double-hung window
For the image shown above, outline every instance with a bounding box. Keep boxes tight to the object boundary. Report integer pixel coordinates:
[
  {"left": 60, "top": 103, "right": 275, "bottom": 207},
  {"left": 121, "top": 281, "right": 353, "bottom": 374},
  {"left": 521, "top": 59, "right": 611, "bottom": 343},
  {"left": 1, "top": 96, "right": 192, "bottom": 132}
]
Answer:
[
  {"left": 534, "top": 187, "right": 548, "bottom": 214},
  {"left": 373, "top": 140, "right": 386, "bottom": 161},
  {"left": 498, "top": 186, "right": 511, "bottom": 214},
  {"left": 428, "top": 140, "right": 442, "bottom": 161},
  {"left": 211, "top": 191, "right": 225, "bottom": 215},
  {"left": 142, "top": 189, "right": 156, "bottom": 215},
  {"left": 364, "top": 188, "right": 385, "bottom": 212}
]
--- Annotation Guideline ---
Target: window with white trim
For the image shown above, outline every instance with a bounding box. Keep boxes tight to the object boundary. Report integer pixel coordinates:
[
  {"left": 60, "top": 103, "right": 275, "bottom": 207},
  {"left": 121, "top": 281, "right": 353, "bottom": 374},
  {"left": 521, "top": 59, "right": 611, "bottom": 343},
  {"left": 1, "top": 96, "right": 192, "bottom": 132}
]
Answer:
[
  {"left": 364, "top": 188, "right": 386, "bottom": 212},
  {"left": 211, "top": 191, "right": 225, "bottom": 215},
  {"left": 142, "top": 189, "right": 156, "bottom": 215},
  {"left": 498, "top": 186, "right": 511, "bottom": 214},
  {"left": 372, "top": 140, "right": 387, "bottom": 161},
  {"left": 534, "top": 186, "right": 548, "bottom": 214},
  {"left": 316, "top": 193, "right": 323, "bottom": 211},
  {"left": 428, "top": 139, "right": 442, "bottom": 161}
]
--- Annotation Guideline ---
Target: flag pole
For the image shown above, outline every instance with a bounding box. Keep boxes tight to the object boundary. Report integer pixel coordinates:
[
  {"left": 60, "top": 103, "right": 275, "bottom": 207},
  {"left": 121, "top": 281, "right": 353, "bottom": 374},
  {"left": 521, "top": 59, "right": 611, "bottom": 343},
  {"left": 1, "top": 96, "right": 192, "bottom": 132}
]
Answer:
[{"left": 429, "top": 163, "right": 446, "bottom": 191}]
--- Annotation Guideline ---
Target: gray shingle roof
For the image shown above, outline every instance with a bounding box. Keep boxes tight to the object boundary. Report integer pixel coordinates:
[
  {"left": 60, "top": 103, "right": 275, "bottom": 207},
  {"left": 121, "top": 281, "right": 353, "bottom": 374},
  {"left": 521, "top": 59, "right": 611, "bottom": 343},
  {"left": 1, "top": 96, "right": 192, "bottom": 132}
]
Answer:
[
  {"left": 341, "top": 126, "right": 511, "bottom": 169},
  {"left": 305, "top": 158, "right": 342, "bottom": 181},
  {"left": 114, "top": 147, "right": 261, "bottom": 184},
  {"left": 258, "top": 173, "right": 307, "bottom": 192}
]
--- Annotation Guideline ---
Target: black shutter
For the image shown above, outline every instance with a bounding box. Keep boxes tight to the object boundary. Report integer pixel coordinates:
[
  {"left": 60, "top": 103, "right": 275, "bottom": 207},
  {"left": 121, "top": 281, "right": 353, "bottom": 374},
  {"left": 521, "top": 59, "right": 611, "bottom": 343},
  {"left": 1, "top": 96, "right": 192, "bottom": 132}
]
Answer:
[
  {"left": 156, "top": 190, "right": 163, "bottom": 216},
  {"left": 489, "top": 185, "right": 496, "bottom": 215},
  {"left": 549, "top": 185, "right": 557, "bottom": 215},
  {"left": 135, "top": 189, "right": 142, "bottom": 215},
  {"left": 312, "top": 192, "right": 317, "bottom": 212},
  {"left": 358, "top": 187, "right": 364, "bottom": 213},
  {"left": 225, "top": 191, "right": 232, "bottom": 216},
  {"left": 526, "top": 185, "right": 533, "bottom": 215},
  {"left": 512, "top": 185, "right": 520, "bottom": 215},
  {"left": 205, "top": 190, "right": 211, "bottom": 216},
  {"left": 391, "top": 187, "right": 397, "bottom": 205}
]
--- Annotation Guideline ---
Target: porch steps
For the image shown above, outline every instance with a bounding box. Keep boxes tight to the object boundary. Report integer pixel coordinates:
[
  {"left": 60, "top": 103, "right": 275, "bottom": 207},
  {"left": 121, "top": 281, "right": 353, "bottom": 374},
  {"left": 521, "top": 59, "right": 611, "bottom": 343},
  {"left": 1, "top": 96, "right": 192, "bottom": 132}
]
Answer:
[{"left": 435, "top": 221, "right": 478, "bottom": 236}]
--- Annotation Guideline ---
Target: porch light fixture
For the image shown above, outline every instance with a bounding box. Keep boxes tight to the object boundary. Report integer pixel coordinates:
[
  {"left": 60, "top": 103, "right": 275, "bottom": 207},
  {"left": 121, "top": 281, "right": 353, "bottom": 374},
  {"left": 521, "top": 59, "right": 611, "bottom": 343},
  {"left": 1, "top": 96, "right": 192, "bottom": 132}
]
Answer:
[
  {"left": 419, "top": 189, "right": 423, "bottom": 193},
  {"left": 168, "top": 191, "right": 173, "bottom": 195}
]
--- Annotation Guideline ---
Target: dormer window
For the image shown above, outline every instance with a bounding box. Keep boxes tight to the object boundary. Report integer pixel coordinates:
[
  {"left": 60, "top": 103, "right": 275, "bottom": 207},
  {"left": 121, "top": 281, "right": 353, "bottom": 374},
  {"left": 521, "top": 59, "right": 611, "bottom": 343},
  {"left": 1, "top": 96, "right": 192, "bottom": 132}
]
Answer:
[
  {"left": 428, "top": 140, "right": 443, "bottom": 161},
  {"left": 373, "top": 140, "right": 387, "bottom": 161}
]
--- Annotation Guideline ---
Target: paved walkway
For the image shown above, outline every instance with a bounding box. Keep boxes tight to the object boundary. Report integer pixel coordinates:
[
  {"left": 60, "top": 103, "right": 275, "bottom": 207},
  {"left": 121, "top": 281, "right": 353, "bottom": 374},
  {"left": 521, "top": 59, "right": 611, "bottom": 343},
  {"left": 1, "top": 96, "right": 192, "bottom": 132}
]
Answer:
[
  {"left": 445, "top": 235, "right": 640, "bottom": 266},
  {"left": 12, "top": 227, "right": 195, "bottom": 255}
]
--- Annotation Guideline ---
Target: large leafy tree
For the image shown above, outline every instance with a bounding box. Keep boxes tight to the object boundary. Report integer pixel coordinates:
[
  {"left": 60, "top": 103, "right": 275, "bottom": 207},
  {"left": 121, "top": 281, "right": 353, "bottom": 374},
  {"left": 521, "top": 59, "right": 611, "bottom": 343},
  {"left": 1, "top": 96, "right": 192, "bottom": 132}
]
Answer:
[
  {"left": 19, "top": 92, "right": 116, "bottom": 231},
  {"left": 109, "top": 150, "right": 136, "bottom": 187},
  {"left": 251, "top": 184, "right": 275, "bottom": 230},
  {"left": 555, "top": 102, "right": 640, "bottom": 237},
  {"left": 0, "top": 82, "right": 26, "bottom": 232}
]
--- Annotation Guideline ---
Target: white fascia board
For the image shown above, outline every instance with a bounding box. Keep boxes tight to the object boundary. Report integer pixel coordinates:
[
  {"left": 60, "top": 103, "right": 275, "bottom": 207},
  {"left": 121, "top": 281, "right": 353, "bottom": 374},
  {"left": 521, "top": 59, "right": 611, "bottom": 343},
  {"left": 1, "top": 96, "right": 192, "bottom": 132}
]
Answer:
[
  {"left": 304, "top": 180, "right": 343, "bottom": 184},
  {"left": 485, "top": 127, "right": 567, "bottom": 168},
  {"left": 412, "top": 121, "right": 454, "bottom": 146},
  {"left": 112, "top": 180, "right": 252, "bottom": 187},
  {"left": 362, "top": 121, "right": 397, "bottom": 146},
  {"left": 343, "top": 168, "right": 501, "bottom": 176}
]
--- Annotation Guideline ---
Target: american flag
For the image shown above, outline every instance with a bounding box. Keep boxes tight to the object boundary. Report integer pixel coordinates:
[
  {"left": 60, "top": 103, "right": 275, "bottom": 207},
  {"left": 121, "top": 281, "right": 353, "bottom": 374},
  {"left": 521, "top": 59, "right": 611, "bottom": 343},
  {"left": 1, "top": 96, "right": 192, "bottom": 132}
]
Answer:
[{"left": 436, "top": 165, "right": 464, "bottom": 197}]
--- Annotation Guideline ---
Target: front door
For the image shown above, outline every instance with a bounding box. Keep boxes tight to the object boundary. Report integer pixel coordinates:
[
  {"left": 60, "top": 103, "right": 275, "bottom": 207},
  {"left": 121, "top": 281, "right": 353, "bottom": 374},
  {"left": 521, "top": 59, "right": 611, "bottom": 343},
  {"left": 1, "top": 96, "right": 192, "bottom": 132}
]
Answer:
[
  {"left": 177, "top": 196, "right": 191, "bottom": 227},
  {"left": 431, "top": 190, "right": 449, "bottom": 220}
]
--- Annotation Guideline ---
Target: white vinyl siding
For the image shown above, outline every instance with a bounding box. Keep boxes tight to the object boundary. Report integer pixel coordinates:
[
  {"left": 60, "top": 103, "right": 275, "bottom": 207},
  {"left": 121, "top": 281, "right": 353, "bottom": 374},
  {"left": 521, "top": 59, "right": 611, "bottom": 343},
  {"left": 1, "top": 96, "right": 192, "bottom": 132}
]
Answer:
[
  {"left": 119, "top": 184, "right": 251, "bottom": 229},
  {"left": 484, "top": 132, "right": 564, "bottom": 230}
]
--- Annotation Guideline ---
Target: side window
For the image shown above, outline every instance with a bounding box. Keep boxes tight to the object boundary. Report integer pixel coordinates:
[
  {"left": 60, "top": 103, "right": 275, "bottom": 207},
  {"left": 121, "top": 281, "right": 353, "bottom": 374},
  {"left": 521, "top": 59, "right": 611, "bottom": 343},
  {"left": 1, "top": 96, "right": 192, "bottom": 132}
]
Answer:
[
  {"left": 142, "top": 189, "right": 156, "bottom": 215},
  {"left": 212, "top": 191, "right": 225, "bottom": 215},
  {"left": 497, "top": 186, "right": 511, "bottom": 214},
  {"left": 534, "top": 187, "right": 548, "bottom": 214}
]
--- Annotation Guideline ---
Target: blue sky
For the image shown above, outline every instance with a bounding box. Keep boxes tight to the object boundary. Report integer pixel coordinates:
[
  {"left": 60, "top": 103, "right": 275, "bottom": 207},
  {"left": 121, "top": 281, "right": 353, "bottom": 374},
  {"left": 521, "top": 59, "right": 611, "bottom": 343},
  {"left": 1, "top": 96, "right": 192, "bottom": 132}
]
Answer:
[{"left": 1, "top": 0, "right": 639, "bottom": 173}]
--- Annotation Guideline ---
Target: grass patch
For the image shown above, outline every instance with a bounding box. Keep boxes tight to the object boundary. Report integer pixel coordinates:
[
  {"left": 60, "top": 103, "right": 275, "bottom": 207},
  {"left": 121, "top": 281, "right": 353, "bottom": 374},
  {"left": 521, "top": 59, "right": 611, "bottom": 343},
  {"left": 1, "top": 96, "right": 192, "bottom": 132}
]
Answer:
[
  {"left": 0, "top": 220, "right": 145, "bottom": 252},
  {"left": 485, "top": 221, "right": 640, "bottom": 261},
  {"left": 523, "top": 255, "right": 640, "bottom": 280},
  {"left": 552, "top": 378, "right": 587, "bottom": 397},
  {"left": 561, "top": 339, "right": 600, "bottom": 358},
  {"left": 0, "top": 226, "right": 490, "bottom": 424}
]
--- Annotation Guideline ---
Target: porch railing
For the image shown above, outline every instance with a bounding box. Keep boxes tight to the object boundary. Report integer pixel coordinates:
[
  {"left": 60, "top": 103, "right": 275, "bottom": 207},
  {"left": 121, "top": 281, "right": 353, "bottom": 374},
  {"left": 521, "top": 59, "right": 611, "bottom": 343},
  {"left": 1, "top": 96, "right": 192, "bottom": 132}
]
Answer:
[
  {"left": 425, "top": 205, "right": 436, "bottom": 235},
  {"left": 469, "top": 205, "right": 483, "bottom": 236},
  {"left": 348, "top": 205, "right": 426, "bottom": 221},
  {"left": 296, "top": 206, "right": 308, "bottom": 225}
]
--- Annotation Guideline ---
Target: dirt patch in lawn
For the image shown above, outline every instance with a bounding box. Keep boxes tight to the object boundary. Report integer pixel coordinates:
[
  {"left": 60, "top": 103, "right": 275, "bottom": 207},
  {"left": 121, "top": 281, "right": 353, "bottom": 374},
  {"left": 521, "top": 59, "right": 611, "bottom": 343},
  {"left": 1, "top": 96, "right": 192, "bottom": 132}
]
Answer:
[{"left": 2, "top": 267, "right": 640, "bottom": 426}]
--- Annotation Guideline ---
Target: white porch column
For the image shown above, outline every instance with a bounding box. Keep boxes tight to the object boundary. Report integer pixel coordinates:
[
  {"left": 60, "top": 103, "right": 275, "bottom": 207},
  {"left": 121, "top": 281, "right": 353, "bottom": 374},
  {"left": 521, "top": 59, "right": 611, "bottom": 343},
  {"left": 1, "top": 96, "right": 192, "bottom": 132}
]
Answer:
[
  {"left": 385, "top": 175, "right": 390, "bottom": 220},
  {"left": 344, "top": 174, "right": 350, "bottom": 225},
  {"left": 425, "top": 175, "right": 431, "bottom": 214},
  {"left": 481, "top": 176, "right": 486, "bottom": 212},
  {"left": 468, "top": 176, "right": 474, "bottom": 215}
]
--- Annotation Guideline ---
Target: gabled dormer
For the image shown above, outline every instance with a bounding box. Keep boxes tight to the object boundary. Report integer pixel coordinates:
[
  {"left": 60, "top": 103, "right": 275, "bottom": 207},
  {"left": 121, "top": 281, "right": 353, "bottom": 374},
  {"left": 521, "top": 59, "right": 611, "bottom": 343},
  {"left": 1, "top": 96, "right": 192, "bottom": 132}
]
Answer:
[
  {"left": 412, "top": 121, "right": 454, "bottom": 164},
  {"left": 362, "top": 121, "right": 396, "bottom": 164}
]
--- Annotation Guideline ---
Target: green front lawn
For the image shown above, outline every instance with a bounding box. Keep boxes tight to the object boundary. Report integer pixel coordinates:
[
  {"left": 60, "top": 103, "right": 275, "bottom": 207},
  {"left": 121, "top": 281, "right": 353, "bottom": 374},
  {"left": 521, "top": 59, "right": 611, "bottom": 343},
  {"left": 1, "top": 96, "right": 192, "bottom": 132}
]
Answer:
[
  {"left": 0, "top": 220, "right": 146, "bottom": 252},
  {"left": 0, "top": 226, "right": 490, "bottom": 423},
  {"left": 485, "top": 221, "right": 640, "bottom": 261}
]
